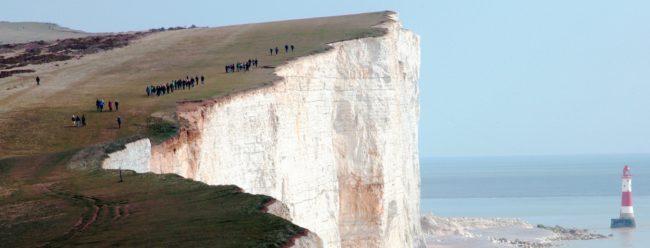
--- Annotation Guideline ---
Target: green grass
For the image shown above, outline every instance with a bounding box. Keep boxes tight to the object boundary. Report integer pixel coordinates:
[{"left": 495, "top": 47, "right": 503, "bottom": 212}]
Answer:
[
  {"left": 146, "top": 117, "right": 179, "bottom": 144},
  {"left": 0, "top": 152, "right": 303, "bottom": 247}
]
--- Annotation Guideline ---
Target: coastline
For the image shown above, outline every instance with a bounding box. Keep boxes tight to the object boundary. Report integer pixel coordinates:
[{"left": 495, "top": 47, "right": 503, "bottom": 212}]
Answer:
[
  {"left": 421, "top": 214, "right": 607, "bottom": 247},
  {"left": 419, "top": 155, "right": 650, "bottom": 247}
]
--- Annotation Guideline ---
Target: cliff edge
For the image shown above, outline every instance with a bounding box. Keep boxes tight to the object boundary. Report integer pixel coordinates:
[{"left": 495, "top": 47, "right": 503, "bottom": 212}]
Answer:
[{"left": 103, "top": 13, "right": 421, "bottom": 248}]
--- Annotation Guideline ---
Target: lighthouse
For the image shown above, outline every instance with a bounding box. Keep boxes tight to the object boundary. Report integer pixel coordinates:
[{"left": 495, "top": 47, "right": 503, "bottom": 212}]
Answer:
[{"left": 611, "top": 165, "right": 636, "bottom": 228}]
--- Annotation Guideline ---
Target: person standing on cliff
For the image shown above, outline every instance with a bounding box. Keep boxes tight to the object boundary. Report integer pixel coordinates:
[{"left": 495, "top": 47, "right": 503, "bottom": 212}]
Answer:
[
  {"left": 269, "top": 48, "right": 273, "bottom": 56},
  {"left": 81, "top": 115, "right": 86, "bottom": 126},
  {"left": 275, "top": 47, "right": 279, "bottom": 55},
  {"left": 115, "top": 100, "right": 119, "bottom": 111},
  {"left": 291, "top": 44, "right": 294, "bottom": 52},
  {"left": 117, "top": 116, "right": 122, "bottom": 129},
  {"left": 36, "top": 76, "right": 40, "bottom": 85},
  {"left": 285, "top": 44, "right": 289, "bottom": 53}
]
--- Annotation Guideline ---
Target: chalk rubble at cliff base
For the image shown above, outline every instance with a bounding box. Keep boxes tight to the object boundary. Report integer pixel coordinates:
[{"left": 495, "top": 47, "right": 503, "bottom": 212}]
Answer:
[{"left": 420, "top": 214, "right": 608, "bottom": 248}]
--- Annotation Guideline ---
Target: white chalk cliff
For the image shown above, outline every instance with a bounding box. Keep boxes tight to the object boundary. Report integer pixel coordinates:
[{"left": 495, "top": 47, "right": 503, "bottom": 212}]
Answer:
[{"left": 103, "top": 13, "right": 421, "bottom": 248}]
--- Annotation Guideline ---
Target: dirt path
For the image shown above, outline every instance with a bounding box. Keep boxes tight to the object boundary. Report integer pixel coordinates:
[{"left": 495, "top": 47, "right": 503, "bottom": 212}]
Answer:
[{"left": 42, "top": 185, "right": 132, "bottom": 244}]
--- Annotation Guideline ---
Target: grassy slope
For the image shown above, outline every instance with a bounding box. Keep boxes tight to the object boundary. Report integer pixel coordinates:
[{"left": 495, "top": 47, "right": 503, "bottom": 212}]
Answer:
[
  {"left": 0, "top": 11, "right": 392, "bottom": 247},
  {"left": 0, "top": 11, "right": 389, "bottom": 158},
  {"left": 0, "top": 152, "right": 301, "bottom": 247}
]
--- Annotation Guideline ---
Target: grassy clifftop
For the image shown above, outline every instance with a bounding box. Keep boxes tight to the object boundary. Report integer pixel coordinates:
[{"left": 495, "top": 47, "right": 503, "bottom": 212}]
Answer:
[
  {"left": 0, "top": 11, "right": 391, "bottom": 158},
  {"left": 0, "top": 151, "right": 302, "bottom": 247},
  {"left": 0, "top": 11, "right": 393, "bottom": 247}
]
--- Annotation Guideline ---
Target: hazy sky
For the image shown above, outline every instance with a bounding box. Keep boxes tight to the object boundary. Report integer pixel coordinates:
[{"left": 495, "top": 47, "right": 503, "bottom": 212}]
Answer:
[{"left": 2, "top": 0, "right": 650, "bottom": 157}]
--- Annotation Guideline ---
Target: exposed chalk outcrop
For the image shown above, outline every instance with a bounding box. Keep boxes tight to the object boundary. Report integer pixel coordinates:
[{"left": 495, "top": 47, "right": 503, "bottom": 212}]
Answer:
[
  {"left": 101, "top": 138, "right": 151, "bottom": 173},
  {"left": 288, "top": 231, "right": 325, "bottom": 248},
  {"left": 102, "top": 13, "right": 421, "bottom": 248},
  {"left": 264, "top": 200, "right": 323, "bottom": 248},
  {"left": 264, "top": 199, "right": 293, "bottom": 221}
]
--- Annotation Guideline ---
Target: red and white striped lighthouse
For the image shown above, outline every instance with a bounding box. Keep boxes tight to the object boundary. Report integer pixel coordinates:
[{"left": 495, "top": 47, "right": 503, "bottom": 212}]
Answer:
[
  {"left": 620, "top": 165, "right": 634, "bottom": 219},
  {"left": 611, "top": 165, "right": 636, "bottom": 228}
]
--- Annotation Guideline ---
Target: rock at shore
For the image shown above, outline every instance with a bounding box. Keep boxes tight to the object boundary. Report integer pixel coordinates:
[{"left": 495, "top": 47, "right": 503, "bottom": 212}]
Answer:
[
  {"left": 421, "top": 214, "right": 607, "bottom": 248},
  {"left": 536, "top": 224, "right": 608, "bottom": 240}
]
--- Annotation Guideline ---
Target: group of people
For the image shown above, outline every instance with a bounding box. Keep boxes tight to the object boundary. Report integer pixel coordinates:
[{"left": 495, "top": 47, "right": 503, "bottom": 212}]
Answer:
[
  {"left": 269, "top": 44, "right": 294, "bottom": 55},
  {"left": 225, "top": 59, "right": 258, "bottom": 73},
  {"left": 96, "top": 99, "right": 119, "bottom": 112},
  {"left": 146, "top": 75, "right": 205, "bottom": 97},
  {"left": 71, "top": 114, "right": 86, "bottom": 127},
  {"left": 63, "top": 43, "right": 297, "bottom": 131},
  {"left": 71, "top": 114, "right": 121, "bottom": 128}
]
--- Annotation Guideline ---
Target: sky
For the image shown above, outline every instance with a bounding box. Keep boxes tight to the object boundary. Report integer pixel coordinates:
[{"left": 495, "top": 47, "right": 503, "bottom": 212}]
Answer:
[{"left": 2, "top": 0, "right": 650, "bottom": 157}]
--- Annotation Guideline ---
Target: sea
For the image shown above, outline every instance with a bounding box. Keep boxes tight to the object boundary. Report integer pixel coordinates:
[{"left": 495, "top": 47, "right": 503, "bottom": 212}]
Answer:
[{"left": 420, "top": 154, "right": 650, "bottom": 248}]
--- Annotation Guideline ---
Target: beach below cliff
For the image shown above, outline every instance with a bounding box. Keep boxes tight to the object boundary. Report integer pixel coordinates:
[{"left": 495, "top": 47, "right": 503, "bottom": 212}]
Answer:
[
  {"left": 421, "top": 214, "right": 608, "bottom": 248},
  {"left": 421, "top": 214, "right": 555, "bottom": 248}
]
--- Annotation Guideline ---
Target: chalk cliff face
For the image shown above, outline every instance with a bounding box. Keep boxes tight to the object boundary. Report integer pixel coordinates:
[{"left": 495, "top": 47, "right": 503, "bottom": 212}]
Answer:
[{"left": 103, "top": 14, "right": 421, "bottom": 248}]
